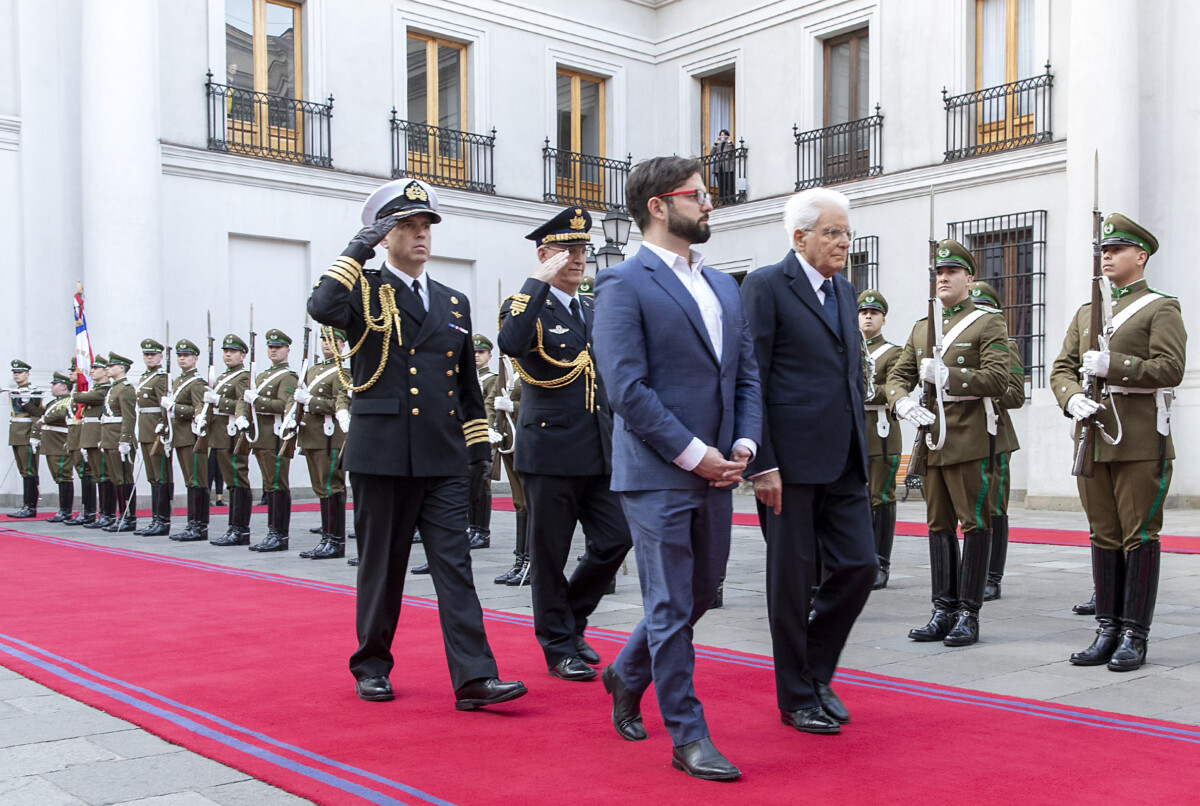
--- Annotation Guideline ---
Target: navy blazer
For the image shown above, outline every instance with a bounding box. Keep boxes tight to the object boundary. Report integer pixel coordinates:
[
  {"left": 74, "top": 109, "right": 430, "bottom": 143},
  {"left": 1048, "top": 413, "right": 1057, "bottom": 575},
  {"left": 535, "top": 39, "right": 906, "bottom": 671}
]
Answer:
[
  {"left": 741, "top": 251, "right": 868, "bottom": 485},
  {"left": 593, "top": 245, "right": 762, "bottom": 492}
]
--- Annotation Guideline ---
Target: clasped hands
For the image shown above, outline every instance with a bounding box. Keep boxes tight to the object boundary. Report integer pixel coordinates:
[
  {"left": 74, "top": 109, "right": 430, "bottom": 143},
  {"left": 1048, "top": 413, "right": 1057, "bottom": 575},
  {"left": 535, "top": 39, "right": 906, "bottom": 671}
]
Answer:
[{"left": 695, "top": 445, "right": 751, "bottom": 489}]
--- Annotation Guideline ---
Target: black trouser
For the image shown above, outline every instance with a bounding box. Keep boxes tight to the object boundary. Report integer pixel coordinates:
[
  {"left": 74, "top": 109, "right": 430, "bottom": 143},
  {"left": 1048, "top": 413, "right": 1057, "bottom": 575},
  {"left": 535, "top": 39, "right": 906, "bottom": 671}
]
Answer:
[
  {"left": 522, "top": 473, "right": 632, "bottom": 667},
  {"left": 348, "top": 473, "right": 498, "bottom": 690}
]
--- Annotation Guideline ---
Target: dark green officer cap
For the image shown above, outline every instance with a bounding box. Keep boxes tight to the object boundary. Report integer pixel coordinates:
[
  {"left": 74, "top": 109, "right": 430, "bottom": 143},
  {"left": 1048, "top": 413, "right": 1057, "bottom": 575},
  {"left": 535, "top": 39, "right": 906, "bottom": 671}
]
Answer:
[
  {"left": 857, "top": 289, "right": 888, "bottom": 314},
  {"left": 969, "top": 280, "right": 1002, "bottom": 308},
  {"left": 175, "top": 339, "right": 200, "bottom": 356},
  {"left": 320, "top": 328, "right": 347, "bottom": 343},
  {"left": 91, "top": 352, "right": 107, "bottom": 367},
  {"left": 1101, "top": 213, "right": 1158, "bottom": 256},
  {"left": 10, "top": 359, "right": 31, "bottom": 372},
  {"left": 141, "top": 338, "right": 164, "bottom": 353},
  {"left": 527, "top": 207, "right": 593, "bottom": 246},
  {"left": 473, "top": 334, "right": 493, "bottom": 352},
  {"left": 935, "top": 238, "right": 976, "bottom": 275},
  {"left": 222, "top": 334, "right": 248, "bottom": 353},
  {"left": 51, "top": 371, "right": 74, "bottom": 387},
  {"left": 265, "top": 329, "right": 292, "bottom": 347},
  {"left": 580, "top": 275, "right": 595, "bottom": 295},
  {"left": 107, "top": 352, "right": 134, "bottom": 368}
]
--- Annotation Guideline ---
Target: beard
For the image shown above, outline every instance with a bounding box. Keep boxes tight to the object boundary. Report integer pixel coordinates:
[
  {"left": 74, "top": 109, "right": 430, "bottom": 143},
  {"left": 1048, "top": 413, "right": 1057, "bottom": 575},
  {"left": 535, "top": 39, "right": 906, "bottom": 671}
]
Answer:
[{"left": 666, "top": 205, "right": 711, "bottom": 244}]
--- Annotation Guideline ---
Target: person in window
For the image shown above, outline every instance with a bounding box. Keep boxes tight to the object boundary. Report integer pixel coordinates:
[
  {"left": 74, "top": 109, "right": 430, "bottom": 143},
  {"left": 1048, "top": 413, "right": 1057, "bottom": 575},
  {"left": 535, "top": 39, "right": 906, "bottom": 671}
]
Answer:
[{"left": 711, "top": 129, "right": 735, "bottom": 204}]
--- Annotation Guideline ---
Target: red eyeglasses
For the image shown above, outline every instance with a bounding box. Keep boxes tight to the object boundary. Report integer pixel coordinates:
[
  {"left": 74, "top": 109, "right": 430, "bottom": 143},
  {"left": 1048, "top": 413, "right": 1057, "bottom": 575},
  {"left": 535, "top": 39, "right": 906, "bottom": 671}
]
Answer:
[{"left": 654, "top": 188, "right": 712, "bottom": 205}]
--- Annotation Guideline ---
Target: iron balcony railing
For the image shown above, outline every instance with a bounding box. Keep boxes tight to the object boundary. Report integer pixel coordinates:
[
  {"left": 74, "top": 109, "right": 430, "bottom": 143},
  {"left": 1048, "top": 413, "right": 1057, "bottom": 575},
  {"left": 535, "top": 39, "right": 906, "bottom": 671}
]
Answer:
[
  {"left": 391, "top": 113, "right": 496, "bottom": 194},
  {"left": 842, "top": 235, "right": 879, "bottom": 295},
  {"left": 205, "top": 73, "right": 333, "bottom": 168},
  {"left": 698, "top": 140, "right": 748, "bottom": 207},
  {"left": 543, "top": 141, "right": 632, "bottom": 213},
  {"left": 794, "top": 107, "right": 883, "bottom": 190},
  {"left": 943, "top": 63, "right": 1053, "bottom": 162}
]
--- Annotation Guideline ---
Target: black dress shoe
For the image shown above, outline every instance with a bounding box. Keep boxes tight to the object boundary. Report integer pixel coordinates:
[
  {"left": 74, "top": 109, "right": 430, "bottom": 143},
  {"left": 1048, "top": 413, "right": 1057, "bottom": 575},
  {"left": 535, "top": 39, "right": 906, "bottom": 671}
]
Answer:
[
  {"left": 84, "top": 515, "right": 114, "bottom": 530},
  {"left": 1073, "top": 592, "right": 1097, "bottom": 616},
  {"left": 601, "top": 665, "right": 646, "bottom": 741},
  {"left": 46, "top": 511, "right": 71, "bottom": 523},
  {"left": 347, "top": 557, "right": 359, "bottom": 566},
  {"left": 549, "top": 657, "right": 598, "bottom": 681},
  {"left": 210, "top": 529, "right": 250, "bottom": 546},
  {"left": 308, "top": 525, "right": 323, "bottom": 534},
  {"left": 355, "top": 676, "right": 394, "bottom": 702},
  {"left": 468, "top": 530, "right": 490, "bottom": 550},
  {"left": 106, "top": 518, "right": 136, "bottom": 533},
  {"left": 943, "top": 609, "right": 980, "bottom": 647},
  {"left": 983, "top": 580, "right": 1002, "bottom": 601},
  {"left": 573, "top": 634, "right": 601, "bottom": 665},
  {"left": 411, "top": 563, "right": 430, "bottom": 575},
  {"left": 670, "top": 738, "right": 740, "bottom": 781},
  {"left": 250, "top": 534, "right": 289, "bottom": 552},
  {"left": 7, "top": 506, "right": 37, "bottom": 519},
  {"left": 140, "top": 520, "right": 172, "bottom": 537},
  {"left": 815, "top": 681, "right": 850, "bottom": 724},
  {"left": 453, "top": 677, "right": 528, "bottom": 711},
  {"left": 909, "top": 608, "right": 955, "bottom": 641},
  {"left": 781, "top": 707, "right": 841, "bottom": 735},
  {"left": 301, "top": 539, "right": 345, "bottom": 560}
]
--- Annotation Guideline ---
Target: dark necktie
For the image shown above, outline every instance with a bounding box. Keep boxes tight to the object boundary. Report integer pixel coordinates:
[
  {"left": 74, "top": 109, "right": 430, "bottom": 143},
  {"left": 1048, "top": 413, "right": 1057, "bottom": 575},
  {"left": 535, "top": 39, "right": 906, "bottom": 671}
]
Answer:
[
  {"left": 821, "top": 278, "right": 840, "bottom": 332},
  {"left": 411, "top": 279, "right": 424, "bottom": 312},
  {"left": 569, "top": 297, "right": 584, "bottom": 328}
]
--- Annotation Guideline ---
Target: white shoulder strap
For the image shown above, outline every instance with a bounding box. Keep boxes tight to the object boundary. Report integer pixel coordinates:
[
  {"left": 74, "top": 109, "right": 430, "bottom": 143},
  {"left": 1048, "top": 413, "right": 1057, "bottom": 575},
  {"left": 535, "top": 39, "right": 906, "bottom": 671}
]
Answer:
[
  {"left": 1110, "top": 293, "right": 1165, "bottom": 336},
  {"left": 942, "top": 309, "right": 987, "bottom": 347}
]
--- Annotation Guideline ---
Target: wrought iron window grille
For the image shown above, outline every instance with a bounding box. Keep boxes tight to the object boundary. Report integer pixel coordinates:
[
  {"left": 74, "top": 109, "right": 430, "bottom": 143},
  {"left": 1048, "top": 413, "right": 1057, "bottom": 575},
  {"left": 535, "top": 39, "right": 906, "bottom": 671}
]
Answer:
[
  {"left": 391, "top": 112, "right": 497, "bottom": 195},
  {"left": 542, "top": 140, "right": 632, "bottom": 213},
  {"left": 843, "top": 235, "right": 880, "bottom": 295},
  {"left": 794, "top": 107, "right": 883, "bottom": 191},
  {"left": 943, "top": 63, "right": 1054, "bottom": 162},
  {"left": 205, "top": 72, "right": 333, "bottom": 168},
  {"left": 698, "top": 139, "right": 749, "bottom": 207}
]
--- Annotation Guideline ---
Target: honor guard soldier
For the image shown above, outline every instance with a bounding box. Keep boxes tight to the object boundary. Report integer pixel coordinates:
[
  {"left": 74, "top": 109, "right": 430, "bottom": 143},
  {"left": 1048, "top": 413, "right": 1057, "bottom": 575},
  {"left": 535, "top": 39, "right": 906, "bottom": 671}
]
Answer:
[
  {"left": 38, "top": 372, "right": 77, "bottom": 521},
  {"left": 297, "top": 328, "right": 351, "bottom": 560},
  {"left": 100, "top": 353, "right": 138, "bottom": 532},
  {"left": 6, "top": 359, "right": 45, "bottom": 518},
  {"left": 63, "top": 359, "right": 96, "bottom": 525},
  {"left": 309, "top": 176, "right": 527, "bottom": 710},
  {"left": 205, "top": 334, "right": 253, "bottom": 546},
  {"left": 1053, "top": 214, "right": 1185, "bottom": 672},
  {"left": 886, "top": 239, "right": 1012, "bottom": 646},
  {"left": 235, "top": 329, "right": 298, "bottom": 552},
  {"left": 969, "top": 281, "right": 1026, "bottom": 601},
  {"left": 165, "top": 339, "right": 211, "bottom": 541},
  {"left": 491, "top": 376, "right": 530, "bottom": 586},
  {"left": 133, "top": 339, "right": 173, "bottom": 536},
  {"left": 497, "top": 206, "right": 633, "bottom": 681},
  {"left": 75, "top": 355, "right": 115, "bottom": 528},
  {"left": 469, "top": 334, "right": 497, "bottom": 550},
  {"left": 858, "top": 290, "right": 903, "bottom": 589}
]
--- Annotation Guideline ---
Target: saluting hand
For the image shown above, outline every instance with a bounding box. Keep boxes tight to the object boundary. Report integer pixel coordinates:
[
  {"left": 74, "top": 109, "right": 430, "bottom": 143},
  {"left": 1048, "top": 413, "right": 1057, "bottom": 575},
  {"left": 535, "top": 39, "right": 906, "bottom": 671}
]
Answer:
[
  {"left": 347, "top": 214, "right": 401, "bottom": 256},
  {"left": 530, "top": 249, "right": 571, "bottom": 284}
]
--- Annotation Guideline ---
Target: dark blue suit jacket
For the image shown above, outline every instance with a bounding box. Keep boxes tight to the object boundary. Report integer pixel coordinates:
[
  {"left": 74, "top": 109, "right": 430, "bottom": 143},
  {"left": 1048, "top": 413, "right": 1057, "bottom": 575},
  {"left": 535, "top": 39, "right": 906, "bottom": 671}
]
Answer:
[
  {"left": 742, "top": 251, "right": 868, "bottom": 484},
  {"left": 593, "top": 245, "right": 762, "bottom": 492}
]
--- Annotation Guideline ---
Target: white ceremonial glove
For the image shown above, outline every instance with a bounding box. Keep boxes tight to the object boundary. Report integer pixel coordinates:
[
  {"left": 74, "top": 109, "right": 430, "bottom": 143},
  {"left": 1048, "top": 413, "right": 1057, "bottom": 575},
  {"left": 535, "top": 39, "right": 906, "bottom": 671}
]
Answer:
[
  {"left": 162, "top": 393, "right": 175, "bottom": 409},
  {"left": 293, "top": 386, "right": 313, "bottom": 405},
  {"left": 919, "top": 358, "right": 950, "bottom": 390},
  {"left": 1081, "top": 349, "right": 1111, "bottom": 379},
  {"left": 203, "top": 389, "right": 220, "bottom": 404},
  {"left": 281, "top": 413, "right": 297, "bottom": 433},
  {"left": 118, "top": 441, "right": 132, "bottom": 459},
  {"left": 493, "top": 395, "right": 513, "bottom": 413},
  {"left": 154, "top": 422, "right": 166, "bottom": 434},
  {"left": 335, "top": 409, "right": 351, "bottom": 432},
  {"left": 895, "top": 397, "right": 937, "bottom": 427},
  {"left": 29, "top": 437, "right": 40, "bottom": 452},
  {"left": 234, "top": 415, "right": 250, "bottom": 431},
  {"left": 1066, "top": 393, "right": 1103, "bottom": 422},
  {"left": 488, "top": 427, "right": 503, "bottom": 444},
  {"left": 242, "top": 389, "right": 257, "bottom": 405}
]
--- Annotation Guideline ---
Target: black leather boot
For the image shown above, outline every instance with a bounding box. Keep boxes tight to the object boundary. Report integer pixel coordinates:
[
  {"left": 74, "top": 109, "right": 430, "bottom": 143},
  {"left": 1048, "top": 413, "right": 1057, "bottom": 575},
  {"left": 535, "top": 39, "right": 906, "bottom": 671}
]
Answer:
[
  {"left": 171, "top": 488, "right": 199, "bottom": 541},
  {"left": 212, "top": 487, "right": 250, "bottom": 545},
  {"left": 307, "top": 493, "right": 346, "bottom": 559},
  {"left": 8, "top": 476, "right": 38, "bottom": 518},
  {"left": 1070, "top": 547, "right": 1124, "bottom": 665},
  {"left": 107, "top": 485, "right": 136, "bottom": 532},
  {"left": 192, "top": 487, "right": 210, "bottom": 541},
  {"left": 1073, "top": 592, "right": 1097, "bottom": 615},
  {"left": 909, "top": 532, "right": 959, "bottom": 641},
  {"left": 496, "top": 553, "right": 524, "bottom": 584},
  {"left": 1108, "top": 543, "right": 1161, "bottom": 672},
  {"left": 65, "top": 476, "right": 96, "bottom": 525},
  {"left": 873, "top": 502, "right": 896, "bottom": 590},
  {"left": 300, "top": 497, "right": 329, "bottom": 558},
  {"left": 47, "top": 482, "right": 74, "bottom": 523},
  {"left": 252, "top": 490, "right": 290, "bottom": 552},
  {"left": 86, "top": 482, "right": 115, "bottom": 529},
  {"left": 945, "top": 529, "right": 991, "bottom": 646},
  {"left": 984, "top": 515, "right": 1008, "bottom": 601},
  {"left": 142, "top": 481, "right": 173, "bottom": 536},
  {"left": 134, "top": 484, "right": 159, "bottom": 535}
]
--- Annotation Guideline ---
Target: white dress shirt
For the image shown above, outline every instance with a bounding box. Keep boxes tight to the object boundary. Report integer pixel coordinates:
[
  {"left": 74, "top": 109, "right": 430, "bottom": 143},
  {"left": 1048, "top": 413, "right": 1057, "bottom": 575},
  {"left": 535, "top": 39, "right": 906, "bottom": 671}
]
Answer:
[
  {"left": 794, "top": 250, "right": 832, "bottom": 303},
  {"left": 386, "top": 262, "right": 429, "bottom": 309},
  {"left": 548, "top": 284, "right": 582, "bottom": 316}
]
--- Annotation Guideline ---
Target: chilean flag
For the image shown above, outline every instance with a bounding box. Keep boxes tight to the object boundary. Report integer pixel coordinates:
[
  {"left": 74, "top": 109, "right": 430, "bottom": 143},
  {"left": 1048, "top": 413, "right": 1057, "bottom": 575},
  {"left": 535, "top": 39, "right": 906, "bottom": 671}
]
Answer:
[{"left": 73, "top": 284, "right": 93, "bottom": 394}]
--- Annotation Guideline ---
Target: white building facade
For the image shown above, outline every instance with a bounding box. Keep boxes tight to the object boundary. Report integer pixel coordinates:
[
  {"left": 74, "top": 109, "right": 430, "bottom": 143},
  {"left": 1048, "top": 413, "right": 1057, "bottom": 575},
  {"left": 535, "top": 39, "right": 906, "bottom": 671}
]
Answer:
[{"left": 2, "top": 0, "right": 1197, "bottom": 506}]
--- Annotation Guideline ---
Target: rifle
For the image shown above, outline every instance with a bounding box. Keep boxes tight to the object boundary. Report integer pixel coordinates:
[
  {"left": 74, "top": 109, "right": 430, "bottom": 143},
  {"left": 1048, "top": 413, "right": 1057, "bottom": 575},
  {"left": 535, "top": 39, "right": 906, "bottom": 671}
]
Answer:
[
  {"left": 1073, "top": 152, "right": 1105, "bottom": 478},
  {"left": 154, "top": 322, "right": 173, "bottom": 455},
  {"left": 193, "top": 311, "right": 214, "bottom": 453},
  {"left": 492, "top": 279, "right": 516, "bottom": 479},
  {"left": 233, "top": 305, "right": 257, "bottom": 455},
  {"left": 278, "top": 313, "right": 311, "bottom": 458},
  {"left": 907, "top": 187, "right": 946, "bottom": 477}
]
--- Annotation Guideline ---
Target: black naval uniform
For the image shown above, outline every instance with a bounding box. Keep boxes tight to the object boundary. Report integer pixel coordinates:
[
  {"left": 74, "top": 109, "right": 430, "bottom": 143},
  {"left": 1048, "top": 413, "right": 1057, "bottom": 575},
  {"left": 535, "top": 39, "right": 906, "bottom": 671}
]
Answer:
[{"left": 498, "top": 277, "right": 632, "bottom": 675}]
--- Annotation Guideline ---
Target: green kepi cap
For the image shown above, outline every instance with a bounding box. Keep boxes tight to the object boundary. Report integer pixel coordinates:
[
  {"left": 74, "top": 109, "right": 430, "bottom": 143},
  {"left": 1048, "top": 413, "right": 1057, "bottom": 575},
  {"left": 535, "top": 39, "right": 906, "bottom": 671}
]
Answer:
[
  {"left": 320, "top": 328, "right": 347, "bottom": 343},
  {"left": 1101, "top": 213, "right": 1158, "bottom": 256},
  {"left": 175, "top": 339, "right": 200, "bottom": 356},
  {"left": 140, "top": 338, "right": 164, "bottom": 353},
  {"left": 51, "top": 371, "right": 74, "bottom": 387},
  {"left": 222, "top": 334, "right": 248, "bottom": 353},
  {"left": 580, "top": 275, "right": 595, "bottom": 295},
  {"left": 969, "top": 280, "right": 1002, "bottom": 309},
  {"left": 934, "top": 239, "right": 976, "bottom": 275},
  {"left": 857, "top": 289, "right": 888, "bottom": 315},
  {"left": 10, "top": 359, "right": 31, "bottom": 372},
  {"left": 107, "top": 352, "right": 134, "bottom": 368},
  {"left": 473, "top": 334, "right": 493, "bottom": 352},
  {"left": 265, "top": 329, "right": 292, "bottom": 347}
]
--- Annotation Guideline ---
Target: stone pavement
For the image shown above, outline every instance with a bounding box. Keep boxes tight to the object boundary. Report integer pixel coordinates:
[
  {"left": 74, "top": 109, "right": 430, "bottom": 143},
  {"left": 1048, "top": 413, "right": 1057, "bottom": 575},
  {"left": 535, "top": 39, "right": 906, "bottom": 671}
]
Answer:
[{"left": 3, "top": 494, "right": 1198, "bottom": 804}]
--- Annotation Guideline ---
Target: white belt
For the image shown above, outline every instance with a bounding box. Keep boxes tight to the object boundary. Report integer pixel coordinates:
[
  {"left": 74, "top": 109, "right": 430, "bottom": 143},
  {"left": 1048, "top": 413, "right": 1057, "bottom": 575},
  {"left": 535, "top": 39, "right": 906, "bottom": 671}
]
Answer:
[
  {"left": 865, "top": 405, "right": 887, "bottom": 412},
  {"left": 138, "top": 406, "right": 163, "bottom": 413},
  {"left": 941, "top": 395, "right": 995, "bottom": 434},
  {"left": 1106, "top": 386, "right": 1156, "bottom": 395},
  {"left": 865, "top": 404, "right": 891, "bottom": 438},
  {"left": 943, "top": 394, "right": 981, "bottom": 402},
  {"left": 41, "top": 425, "right": 69, "bottom": 433},
  {"left": 1109, "top": 386, "right": 1175, "bottom": 437},
  {"left": 101, "top": 415, "right": 123, "bottom": 424},
  {"left": 82, "top": 417, "right": 101, "bottom": 423}
]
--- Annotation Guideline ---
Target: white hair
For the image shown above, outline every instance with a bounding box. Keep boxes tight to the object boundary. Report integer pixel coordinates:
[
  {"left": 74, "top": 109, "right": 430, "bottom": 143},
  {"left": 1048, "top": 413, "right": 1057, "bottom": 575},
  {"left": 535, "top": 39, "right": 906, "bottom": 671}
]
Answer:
[{"left": 783, "top": 187, "right": 851, "bottom": 241}]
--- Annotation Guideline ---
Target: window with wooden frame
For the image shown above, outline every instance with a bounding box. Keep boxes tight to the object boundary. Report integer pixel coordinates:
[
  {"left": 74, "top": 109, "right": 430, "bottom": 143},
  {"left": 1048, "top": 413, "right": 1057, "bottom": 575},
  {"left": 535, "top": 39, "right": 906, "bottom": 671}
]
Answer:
[
  {"left": 976, "top": 0, "right": 1035, "bottom": 145},
  {"left": 822, "top": 27, "right": 869, "bottom": 176},
  {"left": 555, "top": 67, "right": 606, "bottom": 201},
  {"left": 406, "top": 31, "right": 469, "bottom": 184},
  {"left": 224, "top": 0, "right": 303, "bottom": 154},
  {"left": 701, "top": 75, "right": 735, "bottom": 155}
]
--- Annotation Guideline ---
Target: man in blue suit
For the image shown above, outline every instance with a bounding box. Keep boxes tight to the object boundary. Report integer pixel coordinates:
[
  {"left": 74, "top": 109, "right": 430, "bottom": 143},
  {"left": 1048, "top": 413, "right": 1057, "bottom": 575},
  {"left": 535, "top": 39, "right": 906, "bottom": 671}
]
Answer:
[
  {"left": 741, "top": 188, "right": 877, "bottom": 736},
  {"left": 593, "top": 156, "right": 762, "bottom": 781}
]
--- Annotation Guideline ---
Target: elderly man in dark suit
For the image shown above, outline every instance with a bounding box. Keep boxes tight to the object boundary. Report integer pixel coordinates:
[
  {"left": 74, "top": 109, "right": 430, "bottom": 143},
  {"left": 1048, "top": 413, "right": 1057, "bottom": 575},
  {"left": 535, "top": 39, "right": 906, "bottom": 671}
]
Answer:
[
  {"left": 594, "top": 156, "right": 762, "bottom": 781},
  {"left": 741, "top": 187, "right": 877, "bottom": 736}
]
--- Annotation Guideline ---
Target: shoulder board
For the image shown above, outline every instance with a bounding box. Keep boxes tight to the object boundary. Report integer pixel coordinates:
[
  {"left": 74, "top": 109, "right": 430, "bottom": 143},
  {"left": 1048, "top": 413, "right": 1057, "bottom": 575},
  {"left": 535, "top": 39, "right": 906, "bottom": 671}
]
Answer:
[
  {"left": 915, "top": 316, "right": 929, "bottom": 324},
  {"left": 1147, "top": 287, "right": 1176, "bottom": 299},
  {"left": 982, "top": 307, "right": 1003, "bottom": 315}
]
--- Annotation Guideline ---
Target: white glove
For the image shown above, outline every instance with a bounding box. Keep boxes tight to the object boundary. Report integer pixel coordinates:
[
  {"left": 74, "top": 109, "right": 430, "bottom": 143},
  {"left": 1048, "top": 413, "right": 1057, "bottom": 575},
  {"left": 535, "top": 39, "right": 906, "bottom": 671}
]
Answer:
[
  {"left": 29, "top": 437, "right": 40, "bottom": 451},
  {"left": 488, "top": 427, "right": 503, "bottom": 444},
  {"left": 234, "top": 415, "right": 250, "bottom": 431},
  {"left": 335, "top": 409, "right": 351, "bottom": 432},
  {"left": 493, "top": 395, "right": 513, "bottom": 413},
  {"left": 119, "top": 441, "right": 132, "bottom": 459},
  {"left": 895, "top": 397, "right": 937, "bottom": 427},
  {"left": 1066, "top": 393, "right": 1103, "bottom": 422},
  {"left": 919, "top": 358, "right": 950, "bottom": 389},
  {"left": 293, "top": 386, "right": 313, "bottom": 405},
  {"left": 162, "top": 393, "right": 175, "bottom": 409},
  {"left": 281, "top": 413, "right": 297, "bottom": 433},
  {"left": 203, "top": 389, "right": 220, "bottom": 404},
  {"left": 154, "top": 422, "right": 166, "bottom": 434},
  {"left": 242, "top": 389, "right": 257, "bottom": 405},
  {"left": 1081, "top": 349, "right": 1110, "bottom": 378}
]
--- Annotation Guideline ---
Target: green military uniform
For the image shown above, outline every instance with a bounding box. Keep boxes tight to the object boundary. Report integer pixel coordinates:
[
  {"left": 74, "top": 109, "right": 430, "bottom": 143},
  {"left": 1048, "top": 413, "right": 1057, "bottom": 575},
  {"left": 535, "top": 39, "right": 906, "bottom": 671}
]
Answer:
[
  {"left": 100, "top": 353, "right": 138, "bottom": 531},
  {"left": 6, "top": 359, "right": 44, "bottom": 518},
  {"left": 490, "top": 374, "right": 528, "bottom": 585},
  {"left": 298, "top": 330, "right": 351, "bottom": 559},
  {"left": 39, "top": 373, "right": 77, "bottom": 521},
  {"left": 74, "top": 356, "right": 114, "bottom": 528},
  {"left": 133, "top": 339, "right": 173, "bottom": 536},
  {"left": 858, "top": 290, "right": 902, "bottom": 589},
  {"left": 166, "top": 340, "right": 211, "bottom": 542},
  {"left": 886, "top": 239, "right": 1011, "bottom": 647},
  {"left": 468, "top": 334, "right": 497, "bottom": 550},
  {"left": 62, "top": 361, "right": 96, "bottom": 525},
  {"left": 1051, "top": 213, "right": 1186, "bottom": 672},
  {"left": 235, "top": 328, "right": 298, "bottom": 551},
  {"left": 208, "top": 334, "right": 253, "bottom": 546}
]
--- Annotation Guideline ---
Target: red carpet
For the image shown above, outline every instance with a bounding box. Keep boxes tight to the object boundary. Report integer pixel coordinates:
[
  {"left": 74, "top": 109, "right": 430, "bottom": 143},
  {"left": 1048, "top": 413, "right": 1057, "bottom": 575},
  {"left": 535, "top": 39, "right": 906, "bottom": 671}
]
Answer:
[{"left": 4, "top": 528, "right": 1200, "bottom": 805}]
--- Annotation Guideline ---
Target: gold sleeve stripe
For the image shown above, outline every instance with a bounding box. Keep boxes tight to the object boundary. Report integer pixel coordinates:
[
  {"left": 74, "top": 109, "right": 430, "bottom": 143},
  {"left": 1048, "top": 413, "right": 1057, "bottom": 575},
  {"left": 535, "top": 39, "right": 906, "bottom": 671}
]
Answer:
[
  {"left": 333, "top": 256, "right": 362, "bottom": 272},
  {"left": 323, "top": 269, "right": 354, "bottom": 290},
  {"left": 328, "top": 261, "right": 359, "bottom": 280}
]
